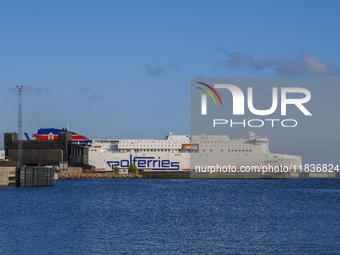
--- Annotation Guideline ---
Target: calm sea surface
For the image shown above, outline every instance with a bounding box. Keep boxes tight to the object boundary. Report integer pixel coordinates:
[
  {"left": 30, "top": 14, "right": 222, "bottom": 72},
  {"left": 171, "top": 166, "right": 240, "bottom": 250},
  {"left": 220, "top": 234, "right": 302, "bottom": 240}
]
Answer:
[{"left": 0, "top": 178, "right": 339, "bottom": 254}]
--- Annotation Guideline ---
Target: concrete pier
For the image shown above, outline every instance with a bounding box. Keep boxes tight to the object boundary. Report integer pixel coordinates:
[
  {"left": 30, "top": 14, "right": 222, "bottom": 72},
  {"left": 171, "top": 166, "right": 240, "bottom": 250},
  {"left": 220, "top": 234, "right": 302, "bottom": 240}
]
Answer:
[{"left": 0, "top": 165, "right": 54, "bottom": 187}]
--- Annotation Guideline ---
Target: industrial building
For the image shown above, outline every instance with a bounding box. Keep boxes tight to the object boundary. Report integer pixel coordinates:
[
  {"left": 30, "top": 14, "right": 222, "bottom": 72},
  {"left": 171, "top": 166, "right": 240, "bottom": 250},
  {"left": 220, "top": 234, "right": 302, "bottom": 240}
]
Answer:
[{"left": 4, "top": 132, "right": 91, "bottom": 169}]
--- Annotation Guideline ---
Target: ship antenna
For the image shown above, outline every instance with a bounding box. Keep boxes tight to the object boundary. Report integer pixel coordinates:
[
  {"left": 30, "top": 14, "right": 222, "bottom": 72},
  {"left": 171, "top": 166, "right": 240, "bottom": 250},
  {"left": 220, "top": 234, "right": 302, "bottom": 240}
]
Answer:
[{"left": 247, "top": 115, "right": 251, "bottom": 137}]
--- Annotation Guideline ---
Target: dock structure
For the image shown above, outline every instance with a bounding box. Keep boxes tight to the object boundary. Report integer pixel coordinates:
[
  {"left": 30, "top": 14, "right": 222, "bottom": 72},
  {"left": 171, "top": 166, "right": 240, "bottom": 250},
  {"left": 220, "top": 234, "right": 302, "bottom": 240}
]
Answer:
[
  {"left": 0, "top": 161, "right": 18, "bottom": 186},
  {"left": 0, "top": 162, "right": 55, "bottom": 187},
  {"left": 19, "top": 166, "right": 55, "bottom": 187},
  {"left": 0, "top": 167, "right": 17, "bottom": 186}
]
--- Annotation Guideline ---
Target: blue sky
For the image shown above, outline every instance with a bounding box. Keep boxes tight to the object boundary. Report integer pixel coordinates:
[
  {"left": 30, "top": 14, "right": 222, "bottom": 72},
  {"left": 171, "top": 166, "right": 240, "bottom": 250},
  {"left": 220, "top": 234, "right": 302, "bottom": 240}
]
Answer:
[{"left": 0, "top": 0, "right": 339, "bottom": 147}]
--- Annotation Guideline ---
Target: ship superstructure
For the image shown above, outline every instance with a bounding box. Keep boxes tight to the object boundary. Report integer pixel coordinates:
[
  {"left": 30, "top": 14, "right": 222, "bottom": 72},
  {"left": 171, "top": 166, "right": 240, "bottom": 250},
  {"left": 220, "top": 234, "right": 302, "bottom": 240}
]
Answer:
[{"left": 32, "top": 128, "right": 91, "bottom": 146}]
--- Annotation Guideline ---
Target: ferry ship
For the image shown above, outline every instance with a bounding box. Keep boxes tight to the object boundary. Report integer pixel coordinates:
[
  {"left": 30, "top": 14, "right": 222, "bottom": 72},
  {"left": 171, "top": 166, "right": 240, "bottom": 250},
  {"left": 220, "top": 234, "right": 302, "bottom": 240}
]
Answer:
[
  {"left": 31, "top": 128, "right": 91, "bottom": 146},
  {"left": 88, "top": 132, "right": 302, "bottom": 172}
]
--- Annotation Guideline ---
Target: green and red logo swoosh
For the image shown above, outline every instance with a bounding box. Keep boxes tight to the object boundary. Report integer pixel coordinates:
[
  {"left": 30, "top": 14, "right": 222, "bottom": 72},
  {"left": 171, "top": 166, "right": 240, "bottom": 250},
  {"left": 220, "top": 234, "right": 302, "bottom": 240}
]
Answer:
[{"left": 196, "top": 82, "right": 223, "bottom": 106}]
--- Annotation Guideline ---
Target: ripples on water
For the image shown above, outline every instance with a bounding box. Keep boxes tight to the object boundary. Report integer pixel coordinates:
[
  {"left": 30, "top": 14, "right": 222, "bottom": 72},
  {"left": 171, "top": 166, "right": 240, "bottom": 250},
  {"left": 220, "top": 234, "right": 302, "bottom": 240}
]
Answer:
[{"left": 0, "top": 178, "right": 339, "bottom": 254}]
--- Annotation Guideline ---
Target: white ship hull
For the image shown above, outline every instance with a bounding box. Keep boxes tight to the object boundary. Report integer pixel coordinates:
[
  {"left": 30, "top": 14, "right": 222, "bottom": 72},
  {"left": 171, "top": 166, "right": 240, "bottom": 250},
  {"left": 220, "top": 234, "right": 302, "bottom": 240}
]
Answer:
[{"left": 88, "top": 132, "right": 302, "bottom": 173}]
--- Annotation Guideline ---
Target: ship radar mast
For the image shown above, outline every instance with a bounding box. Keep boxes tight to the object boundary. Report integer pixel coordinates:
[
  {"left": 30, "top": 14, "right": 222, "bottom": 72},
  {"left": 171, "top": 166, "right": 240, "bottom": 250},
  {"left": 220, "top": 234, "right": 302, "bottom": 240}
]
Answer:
[{"left": 248, "top": 131, "right": 257, "bottom": 140}]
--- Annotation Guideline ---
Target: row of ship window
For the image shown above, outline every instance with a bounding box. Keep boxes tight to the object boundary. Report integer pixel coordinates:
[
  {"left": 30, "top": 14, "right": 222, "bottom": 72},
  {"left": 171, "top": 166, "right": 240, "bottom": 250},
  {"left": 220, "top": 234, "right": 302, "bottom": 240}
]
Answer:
[
  {"left": 90, "top": 148, "right": 252, "bottom": 153},
  {"left": 203, "top": 149, "right": 253, "bottom": 152},
  {"left": 200, "top": 145, "right": 251, "bottom": 147},
  {"left": 114, "top": 141, "right": 250, "bottom": 144},
  {"left": 119, "top": 149, "right": 199, "bottom": 153},
  {"left": 120, "top": 144, "right": 180, "bottom": 147},
  {"left": 119, "top": 144, "right": 251, "bottom": 148},
  {"left": 120, "top": 141, "right": 186, "bottom": 143},
  {"left": 134, "top": 149, "right": 174, "bottom": 152},
  {"left": 198, "top": 140, "right": 231, "bottom": 142}
]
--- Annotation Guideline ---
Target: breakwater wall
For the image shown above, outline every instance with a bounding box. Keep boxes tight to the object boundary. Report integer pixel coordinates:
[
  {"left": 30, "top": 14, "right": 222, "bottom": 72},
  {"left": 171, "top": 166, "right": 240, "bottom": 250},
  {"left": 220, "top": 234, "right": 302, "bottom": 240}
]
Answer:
[
  {"left": 58, "top": 173, "right": 143, "bottom": 179},
  {"left": 141, "top": 171, "right": 190, "bottom": 178},
  {"left": 141, "top": 171, "right": 290, "bottom": 179}
]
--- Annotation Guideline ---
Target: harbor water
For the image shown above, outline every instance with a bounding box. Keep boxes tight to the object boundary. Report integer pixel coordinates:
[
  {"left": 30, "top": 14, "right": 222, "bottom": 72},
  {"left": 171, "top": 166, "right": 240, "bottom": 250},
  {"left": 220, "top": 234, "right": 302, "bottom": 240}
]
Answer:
[{"left": 0, "top": 178, "right": 339, "bottom": 254}]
